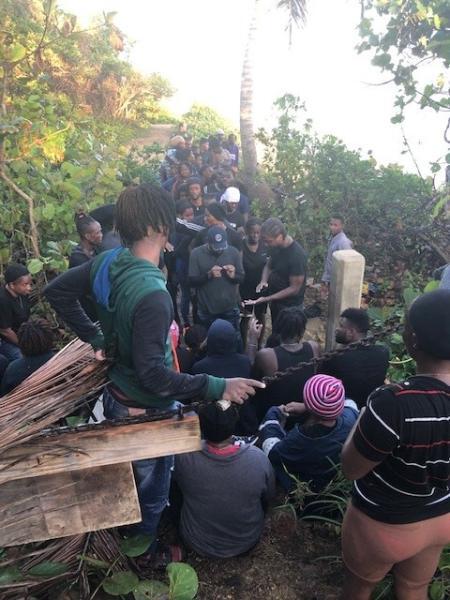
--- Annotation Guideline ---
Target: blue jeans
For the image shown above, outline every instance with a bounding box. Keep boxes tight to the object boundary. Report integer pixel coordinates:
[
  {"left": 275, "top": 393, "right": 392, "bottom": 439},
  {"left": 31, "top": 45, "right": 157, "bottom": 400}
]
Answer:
[
  {"left": 102, "top": 387, "right": 175, "bottom": 538},
  {"left": 0, "top": 341, "right": 22, "bottom": 362}
]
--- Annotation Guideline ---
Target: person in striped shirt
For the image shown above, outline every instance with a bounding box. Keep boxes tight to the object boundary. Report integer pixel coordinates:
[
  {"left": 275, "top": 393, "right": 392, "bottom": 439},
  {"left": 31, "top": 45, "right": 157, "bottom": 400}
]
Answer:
[{"left": 341, "top": 289, "right": 450, "bottom": 600}]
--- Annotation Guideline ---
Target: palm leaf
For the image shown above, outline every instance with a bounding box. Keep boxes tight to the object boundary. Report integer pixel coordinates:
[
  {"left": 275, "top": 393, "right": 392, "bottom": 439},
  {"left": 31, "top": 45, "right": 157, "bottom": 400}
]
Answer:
[{"left": 277, "top": 0, "right": 307, "bottom": 45}]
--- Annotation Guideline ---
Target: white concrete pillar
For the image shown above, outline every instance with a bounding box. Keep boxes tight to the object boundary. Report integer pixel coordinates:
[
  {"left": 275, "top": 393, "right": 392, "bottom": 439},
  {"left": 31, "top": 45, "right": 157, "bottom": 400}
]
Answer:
[{"left": 325, "top": 250, "right": 365, "bottom": 351}]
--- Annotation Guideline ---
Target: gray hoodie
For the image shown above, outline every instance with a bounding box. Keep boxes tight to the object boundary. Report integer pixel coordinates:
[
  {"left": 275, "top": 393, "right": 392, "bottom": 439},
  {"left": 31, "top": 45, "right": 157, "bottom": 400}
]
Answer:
[{"left": 174, "top": 442, "right": 275, "bottom": 558}]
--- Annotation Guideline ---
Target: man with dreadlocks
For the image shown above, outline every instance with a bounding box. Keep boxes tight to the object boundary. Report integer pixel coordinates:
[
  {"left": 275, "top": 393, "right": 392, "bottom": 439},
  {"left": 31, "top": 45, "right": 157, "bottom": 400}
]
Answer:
[{"left": 45, "top": 183, "right": 264, "bottom": 566}]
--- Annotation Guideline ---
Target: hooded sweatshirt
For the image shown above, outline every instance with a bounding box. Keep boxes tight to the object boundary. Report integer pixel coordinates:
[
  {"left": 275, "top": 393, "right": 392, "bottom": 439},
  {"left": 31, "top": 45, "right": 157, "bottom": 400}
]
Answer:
[
  {"left": 45, "top": 249, "right": 225, "bottom": 408},
  {"left": 191, "top": 319, "right": 251, "bottom": 379},
  {"left": 174, "top": 442, "right": 275, "bottom": 558}
]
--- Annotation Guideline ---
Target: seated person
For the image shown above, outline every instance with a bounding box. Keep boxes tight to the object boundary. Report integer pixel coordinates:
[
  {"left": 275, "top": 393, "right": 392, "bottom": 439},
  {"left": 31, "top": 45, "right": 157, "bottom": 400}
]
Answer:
[
  {"left": 174, "top": 402, "right": 275, "bottom": 558},
  {"left": 248, "top": 307, "right": 320, "bottom": 424},
  {"left": 192, "top": 319, "right": 251, "bottom": 378},
  {"left": 321, "top": 308, "right": 390, "bottom": 409},
  {"left": 176, "top": 324, "right": 207, "bottom": 373},
  {"left": 1, "top": 319, "right": 55, "bottom": 394},
  {"left": 0, "top": 263, "right": 32, "bottom": 363},
  {"left": 259, "top": 374, "right": 359, "bottom": 492}
]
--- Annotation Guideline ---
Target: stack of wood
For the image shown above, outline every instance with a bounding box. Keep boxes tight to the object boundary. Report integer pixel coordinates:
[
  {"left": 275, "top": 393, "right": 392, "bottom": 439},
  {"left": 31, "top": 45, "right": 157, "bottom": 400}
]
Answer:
[{"left": 0, "top": 337, "right": 201, "bottom": 547}]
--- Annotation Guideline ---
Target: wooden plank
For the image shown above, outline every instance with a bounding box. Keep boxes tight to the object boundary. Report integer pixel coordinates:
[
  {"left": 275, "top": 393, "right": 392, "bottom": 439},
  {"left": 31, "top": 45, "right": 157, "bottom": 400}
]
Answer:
[
  {"left": 0, "top": 463, "right": 141, "bottom": 546},
  {"left": 0, "top": 415, "right": 201, "bottom": 484}
]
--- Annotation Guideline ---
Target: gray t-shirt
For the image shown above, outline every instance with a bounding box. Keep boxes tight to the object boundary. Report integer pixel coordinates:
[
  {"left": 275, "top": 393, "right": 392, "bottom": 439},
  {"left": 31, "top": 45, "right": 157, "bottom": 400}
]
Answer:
[
  {"left": 188, "top": 245, "right": 244, "bottom": 315},
  {"left": 439, "top": 265, "right": 450, "bottom": 290},
  {"left": 174, "top": 443, "right": 275, "bottom": 558},
  {"left": 322, "top": 231, "right": 353, "bottom": 282}
]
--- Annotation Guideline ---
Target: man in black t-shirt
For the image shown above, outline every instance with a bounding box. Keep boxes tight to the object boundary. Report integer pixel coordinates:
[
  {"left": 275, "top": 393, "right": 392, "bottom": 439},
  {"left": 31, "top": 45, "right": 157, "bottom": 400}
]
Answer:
[
  {"left": 0, "top": 264, "right": 32, "bottom": 362},
  {"left": 322, "top": 307, "right": 389, "bottom": 408},
  {"left": 244, "top": 218, "right": 307, "bottom": 324}
]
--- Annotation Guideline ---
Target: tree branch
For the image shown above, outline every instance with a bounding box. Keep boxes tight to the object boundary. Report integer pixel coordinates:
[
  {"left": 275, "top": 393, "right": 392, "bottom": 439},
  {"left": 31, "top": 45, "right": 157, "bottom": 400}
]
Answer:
[{"left": 0, "top": 168, "right": 40, "bottom": 257}]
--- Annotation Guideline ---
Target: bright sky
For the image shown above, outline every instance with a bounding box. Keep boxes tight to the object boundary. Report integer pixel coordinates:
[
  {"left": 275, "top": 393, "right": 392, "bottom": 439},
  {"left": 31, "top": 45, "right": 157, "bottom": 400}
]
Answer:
[{"left": 60, "top": 0, "right": 448, "bottom": 178}]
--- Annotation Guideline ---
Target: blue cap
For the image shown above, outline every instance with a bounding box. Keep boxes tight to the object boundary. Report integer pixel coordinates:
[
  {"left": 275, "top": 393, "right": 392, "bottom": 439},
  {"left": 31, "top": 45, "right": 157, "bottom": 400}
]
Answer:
[{"left": 207, "top": 226, "right": 228, "bottom": 251}]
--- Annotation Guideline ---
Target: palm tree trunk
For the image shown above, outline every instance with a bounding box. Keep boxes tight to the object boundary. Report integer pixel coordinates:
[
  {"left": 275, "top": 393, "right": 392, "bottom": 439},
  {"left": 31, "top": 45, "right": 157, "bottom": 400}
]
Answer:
[{"left": 240, "top": 0, "right": 259, "bottom": 181}]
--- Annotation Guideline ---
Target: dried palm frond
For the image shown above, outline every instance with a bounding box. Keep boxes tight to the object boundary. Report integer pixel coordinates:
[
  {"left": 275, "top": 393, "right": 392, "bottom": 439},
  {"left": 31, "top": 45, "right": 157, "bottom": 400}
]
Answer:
[
  {"left": 0, "top": 529, "right": 128, "bottom": 600},
  {"left": 0, "top": 338, "right": 108, "bottom": 453}
]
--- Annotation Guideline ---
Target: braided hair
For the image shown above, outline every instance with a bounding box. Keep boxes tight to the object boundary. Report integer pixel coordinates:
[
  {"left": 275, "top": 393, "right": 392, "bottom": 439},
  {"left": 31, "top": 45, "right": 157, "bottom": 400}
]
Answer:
[
  {"left": 115, "top": 184, "right": 175, "bottom": 247},
  {"left": 273, "top": 306, "right": 307, "bottom": 344},
  {"left": 17, "top": 319, "right": 54, "bottom": 357},
  {"left": 74, "top": 211, "right": 97, "bottom": 238}
]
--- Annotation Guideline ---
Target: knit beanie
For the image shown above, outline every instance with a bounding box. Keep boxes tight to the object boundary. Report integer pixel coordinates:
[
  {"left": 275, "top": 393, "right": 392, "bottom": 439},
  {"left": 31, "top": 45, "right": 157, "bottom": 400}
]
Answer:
[
  {"left": 5, "top": 263, "right": 29, "bottom": 284},
  {"left": 303, "top": 374, "right": 345, "bottom": 420}
]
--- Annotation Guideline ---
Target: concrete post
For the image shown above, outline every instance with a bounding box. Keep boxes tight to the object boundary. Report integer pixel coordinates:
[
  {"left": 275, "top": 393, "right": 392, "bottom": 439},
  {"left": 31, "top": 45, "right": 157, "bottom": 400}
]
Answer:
[{"left": 325, "top": 249, "right": 365, "bottom": 351}]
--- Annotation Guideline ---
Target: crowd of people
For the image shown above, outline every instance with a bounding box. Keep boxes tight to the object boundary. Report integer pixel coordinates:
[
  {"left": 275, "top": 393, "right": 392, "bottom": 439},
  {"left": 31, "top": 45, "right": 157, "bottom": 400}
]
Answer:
[{"left": 0, "top": 126, "right": 449, "bottom": 600}]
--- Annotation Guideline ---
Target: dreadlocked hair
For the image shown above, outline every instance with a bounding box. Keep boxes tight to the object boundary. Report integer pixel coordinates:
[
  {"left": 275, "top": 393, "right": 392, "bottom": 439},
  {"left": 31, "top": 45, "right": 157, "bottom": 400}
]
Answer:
[
  {"left": 17, "top": 319, "right": 54, "bottom": 357},
  {"left": 115, "top": 184, "right": 175, "bottom": 246},
  {"left": 273, "top": 306, "right": 307, "bottom": 343}
]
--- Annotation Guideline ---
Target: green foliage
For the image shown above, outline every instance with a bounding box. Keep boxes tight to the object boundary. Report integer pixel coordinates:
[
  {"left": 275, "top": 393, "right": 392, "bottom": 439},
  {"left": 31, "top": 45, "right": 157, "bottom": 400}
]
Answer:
[
  {"left": 103, "top": 570, "right": 139, "bottom": 596},
  {"left": 0, "top": 566, "right": 23, "bottom": 584},
  {"left": 119, "top": 534, "right": 153, "bottom": 558},
  {"left": 358, "top": 0, "right": 450, "bottom": 171},
  {"left": 167, "top": 562, "right": 199, "bottom": 600},
  {"left": 0, "top": 0, "right": 174, "bottom": 265},
  {"left": 134, "top": 580, "right": 169, "bottom": 599},
  {"left": 182, "top": 103, "right": 235, "bottom": 139},
  {"left": 255, "top": 95, "right": 442, "bottom": 279},
  {"left": 27, "top": 560, "right": 68, "bottom": 577}
]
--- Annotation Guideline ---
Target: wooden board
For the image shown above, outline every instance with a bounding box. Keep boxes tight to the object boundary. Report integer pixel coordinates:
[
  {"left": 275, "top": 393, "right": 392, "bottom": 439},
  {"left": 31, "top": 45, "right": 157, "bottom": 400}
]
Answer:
[
  {"left": 0, "top": 462, "right": 141, "bottom": 546},
  {"left": 0, "top": 415, "right": 201, "bottom": 484}
]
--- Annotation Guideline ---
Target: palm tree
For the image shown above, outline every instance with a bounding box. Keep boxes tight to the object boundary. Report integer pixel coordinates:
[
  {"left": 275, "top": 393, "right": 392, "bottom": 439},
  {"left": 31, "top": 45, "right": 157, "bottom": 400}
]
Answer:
[{"left": 239, "top": 0, "right": 307, "bottom": 181}]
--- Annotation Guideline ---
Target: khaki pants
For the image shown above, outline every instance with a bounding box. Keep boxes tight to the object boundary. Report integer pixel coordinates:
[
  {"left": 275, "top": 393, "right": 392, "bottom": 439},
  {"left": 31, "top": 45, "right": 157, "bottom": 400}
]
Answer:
[{"left": 341, "top": 502, "right": 450, "bottom": 600}]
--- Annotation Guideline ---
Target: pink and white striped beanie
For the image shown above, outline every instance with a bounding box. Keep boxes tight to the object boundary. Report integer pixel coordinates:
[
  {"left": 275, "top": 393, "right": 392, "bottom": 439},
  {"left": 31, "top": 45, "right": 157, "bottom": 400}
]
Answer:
[{"left": 303, "top": 374, "right": 345, "bottom": 420}]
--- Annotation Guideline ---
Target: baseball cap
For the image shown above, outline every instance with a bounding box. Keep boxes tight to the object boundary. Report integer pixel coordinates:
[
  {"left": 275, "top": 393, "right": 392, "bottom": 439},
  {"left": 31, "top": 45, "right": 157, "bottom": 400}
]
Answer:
[
  {"left": 220, "top": 186, "right": 240, "bottom": 204},
  {"left": 215, "top": 128, "right": 225, "bottom": 135},
  {"left": 207, "top": 226, "right": 228, "bottom": 251}
]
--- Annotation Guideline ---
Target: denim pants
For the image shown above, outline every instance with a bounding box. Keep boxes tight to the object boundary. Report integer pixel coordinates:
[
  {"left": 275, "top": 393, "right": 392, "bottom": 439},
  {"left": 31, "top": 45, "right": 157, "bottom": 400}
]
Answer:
[
  {"left": 0, "top": 341, "right": 22, "bottom": 362},
  {"left": 103, "top": 387, "right": 175, "bottom": 538}
]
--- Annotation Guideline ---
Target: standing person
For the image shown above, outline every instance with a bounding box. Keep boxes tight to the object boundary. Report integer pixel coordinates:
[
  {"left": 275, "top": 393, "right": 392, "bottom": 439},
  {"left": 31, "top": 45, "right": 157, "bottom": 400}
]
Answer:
[
  {"left": 0, "top": 264, "right": 32, "bottom": 362},
  {"left": 240, "top": 218, "right": 268, "bottom": 315},
  {"left": 174, "top": 201, "right": 195, "bottom": 330},
  {"left": 341, "top": 289, "right": 450, "bottom": 600},
  {"left": 321, "top": 215, "right": 352, "bottom": 294},
  {"left": 45, "top": 184, "right": 264, "bottom": 563},
  {"left": 216, "top": 168, "right": 250, "bottom": 221},
  {"left": 220, "top": 187, "right": 245, "bottom": 232},
  {"left": 188, "top": 226, "right": 244, "bottom": 333},
  {"left": 194, "top": 202, "right": 243, "bottom": 252},
  {"left": 198, "top": 138, "right": 210, "bottom": 165},
  {"left": 69, "top": 212, "right": 103, "bottom": 268},
  {"left": 199, "top": 165, "right": 218, "bottom": 201},
  {"left": 244, "top": 218, "right": 307, "bottom": 326},
  {"left": 171, "top": 162, "right": 193, "bottom": 201},
  {"left": 186, "top": 177, "right": 205, "bottom": 218},
  {"left": 225, "top": 133, "right": 239, "bottom": 168},
  {"left": 321, "top": 308, "right": 390, "bottom": 409}
]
